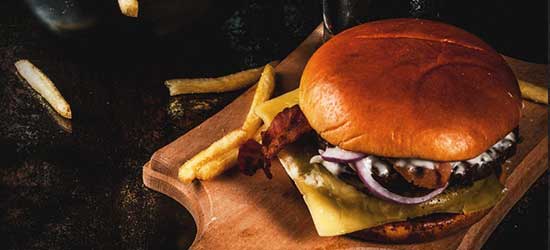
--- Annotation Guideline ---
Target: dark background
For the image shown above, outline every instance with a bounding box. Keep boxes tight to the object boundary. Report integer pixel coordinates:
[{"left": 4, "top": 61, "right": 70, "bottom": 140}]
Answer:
[{"left": 0, "top": 0, "right": 547, "bottom": 249}]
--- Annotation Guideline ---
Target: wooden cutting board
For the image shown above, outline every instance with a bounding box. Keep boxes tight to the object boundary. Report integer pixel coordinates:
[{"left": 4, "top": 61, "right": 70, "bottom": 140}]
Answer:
[{"left": 142, "top": 25, "right": 548, "bottom": 250}]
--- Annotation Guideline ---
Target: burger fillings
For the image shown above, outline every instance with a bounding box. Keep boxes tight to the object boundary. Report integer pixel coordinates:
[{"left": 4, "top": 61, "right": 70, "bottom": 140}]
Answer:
[{"left": 308, "top": 130, "right": 516, "bottom": 204}]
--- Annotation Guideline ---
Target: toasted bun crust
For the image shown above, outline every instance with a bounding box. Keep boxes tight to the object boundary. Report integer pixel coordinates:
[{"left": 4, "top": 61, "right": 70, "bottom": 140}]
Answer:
[
  {"left": 300, "top": 19, "right": 521, "bottom": 161},
  {"left": 349, "top": 210, "right": 488, "bottom": 243}
]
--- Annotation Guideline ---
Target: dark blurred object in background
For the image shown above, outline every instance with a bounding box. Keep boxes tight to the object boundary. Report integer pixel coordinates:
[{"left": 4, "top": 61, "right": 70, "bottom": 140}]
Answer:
[
  {"left": 322, "top": 0, "right": 547, "bottom": 63},
  {"left": 24, "top": 0, "right": 102, "bottom": 34},
  {"left": 440, "top": 0, "right": 548, "bottom": 64},
  {"left": 322, "top": 0, "right": 441, "bottom": 39}
]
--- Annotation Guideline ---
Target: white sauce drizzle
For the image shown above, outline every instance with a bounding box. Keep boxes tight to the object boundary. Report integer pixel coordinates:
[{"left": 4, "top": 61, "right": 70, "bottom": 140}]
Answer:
[
  {"left": 395, "top": 159, "right": 436, "bottom": 170},
  {"left": 309, "top": 155, "right": 323, "bottom": 164},
  {"left": 453, "top": 163, "right": 466, "bottom": 175},
  {"left": 372, "top": 160, "right": 390, "bottom": 176},
  {"left": 310, "top": 155, "right": 345, "bottom": 175},
  {"left": 465, "top": 132, "right": 515, "bottom": 167},
  {"left": 304, "top": 173, "right": 325, "bottom": 187},
  {"left": 309, "top": 131, "right": 516, "bottom": 177}
]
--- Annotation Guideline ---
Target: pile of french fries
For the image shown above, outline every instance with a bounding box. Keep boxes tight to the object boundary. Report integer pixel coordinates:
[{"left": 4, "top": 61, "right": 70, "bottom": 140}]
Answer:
[{"left": 172, "top": 64, "right": 276, "bottom": 183}]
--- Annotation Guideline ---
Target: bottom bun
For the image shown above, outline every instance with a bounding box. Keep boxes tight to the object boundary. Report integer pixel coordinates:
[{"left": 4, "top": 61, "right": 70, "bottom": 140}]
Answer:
[{"left": 348, "top": 210, "right": 489, "bottom": 244}]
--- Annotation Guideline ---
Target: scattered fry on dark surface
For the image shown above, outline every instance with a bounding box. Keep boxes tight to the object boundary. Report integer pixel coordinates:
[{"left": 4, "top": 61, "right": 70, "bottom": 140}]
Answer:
[{"left": 15, "top": 59, "right": 72, "bottom": 119}]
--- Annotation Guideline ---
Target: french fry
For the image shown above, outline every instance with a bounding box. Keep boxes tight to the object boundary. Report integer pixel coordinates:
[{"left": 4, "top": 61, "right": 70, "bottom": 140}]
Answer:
[
  {"left": 165, "top": 61, "right": 278, "bottom": 96},
  {"left": 177, "top": 65, "right": 277, "bottom": 183},
  {"left": 118, "top": 0, "right": 139, "bottom": 17},
  {"left": 178, "top": 130, "right": 248, "bottom": 183},
  {"left": 518, "top": 80, "right": 548, "bottom": 104},
  {"left": 178, "top": 163, "right": 197, "bottom": 183},
  {"left": 196, "top": 148, "right": 239, "bottom": 180},
  {"left": 46, "top": 104, "right": 73, "bottom": 133},
  {"left": 242, "top": 64, "right": 276, "bottom": 134},
  {"left": 15, "top": 60, "right": 72, "bottom": 119},
  {"left": 194, "top": 123, "right": 268, "bottom": 181}
]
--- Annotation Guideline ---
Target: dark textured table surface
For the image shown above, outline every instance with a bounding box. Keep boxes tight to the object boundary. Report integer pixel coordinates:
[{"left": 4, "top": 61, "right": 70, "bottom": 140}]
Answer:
[{"left": 1, "top": 1, "right": 547, "bottom": 249}]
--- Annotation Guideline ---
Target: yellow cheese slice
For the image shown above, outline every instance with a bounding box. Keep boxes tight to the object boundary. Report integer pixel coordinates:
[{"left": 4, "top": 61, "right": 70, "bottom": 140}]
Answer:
[{"left": 254, "top": 89, "right": 299, "bottom": 125}]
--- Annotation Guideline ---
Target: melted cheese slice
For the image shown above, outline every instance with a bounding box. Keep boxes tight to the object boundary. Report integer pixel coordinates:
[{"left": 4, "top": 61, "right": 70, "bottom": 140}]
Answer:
[{"left": 255, "top": 89, "right": 299, "bottom": 125}]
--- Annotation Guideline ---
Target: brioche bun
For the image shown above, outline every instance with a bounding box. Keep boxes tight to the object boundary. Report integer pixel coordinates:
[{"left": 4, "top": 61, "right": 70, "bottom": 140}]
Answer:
[{"left": 299, "top": 18, "right": 521, "bottom": 161}]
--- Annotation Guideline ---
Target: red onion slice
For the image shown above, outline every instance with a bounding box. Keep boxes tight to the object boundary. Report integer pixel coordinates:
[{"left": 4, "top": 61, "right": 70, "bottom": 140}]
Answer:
[
  {"left": 321, "top": 146, "right": 366, "bottom": 163},
  {"left": 354, "top": 156, "right": 447, "bottom": 205}
]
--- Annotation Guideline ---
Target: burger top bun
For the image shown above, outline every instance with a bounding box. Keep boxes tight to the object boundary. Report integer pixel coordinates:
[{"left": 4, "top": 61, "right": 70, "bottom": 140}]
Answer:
[{"left": 300, "top": 18, "right": 521, "bottom": 161}]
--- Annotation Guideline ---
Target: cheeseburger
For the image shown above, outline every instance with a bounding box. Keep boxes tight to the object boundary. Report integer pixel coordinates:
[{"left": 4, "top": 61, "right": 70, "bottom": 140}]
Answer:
[{"left": 238, "top": 18, "right": 521, "bottom": 243}]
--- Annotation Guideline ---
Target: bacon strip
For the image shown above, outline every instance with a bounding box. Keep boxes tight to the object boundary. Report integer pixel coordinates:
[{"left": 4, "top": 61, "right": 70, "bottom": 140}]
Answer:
[
  {"left": 238, "top": 105, "right": 312, "bottom": 178},
  {"left": 238, "top": 140, "right": 271, "bottom": 178},
  {"left": 261, "top": 105, "right": 312, "bottom": 158}
]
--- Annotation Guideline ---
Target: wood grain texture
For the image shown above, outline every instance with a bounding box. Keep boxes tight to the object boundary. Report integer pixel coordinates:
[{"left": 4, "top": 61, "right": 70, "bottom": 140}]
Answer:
[{"left": 143, "top": 25, "right": 548, "bottom": 250}]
